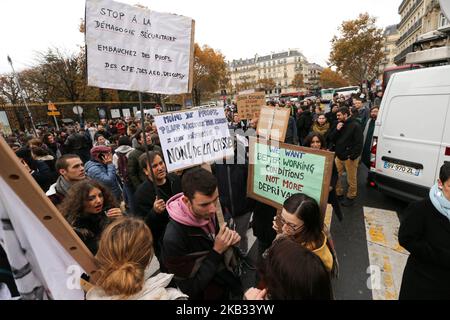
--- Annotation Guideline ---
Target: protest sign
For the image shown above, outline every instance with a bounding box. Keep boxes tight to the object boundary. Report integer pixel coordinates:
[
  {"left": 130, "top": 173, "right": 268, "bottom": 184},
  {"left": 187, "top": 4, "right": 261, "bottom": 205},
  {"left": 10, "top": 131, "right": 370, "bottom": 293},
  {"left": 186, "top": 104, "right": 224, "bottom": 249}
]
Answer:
[
  {"left": 257, "top": 106, "right": 290, "bottom": 142},
  {"left": 0, "top": 137, "right": 98, "bottom": 299},
  {"left": 154, "top": 107, "right": 234, "bottom": 172},
  {"left": 85, "top": 0, "right": 195, "bottom": 94},
  {"left": 110, "top": 109, "right": 121, "bottom": 118},
  {"left": 236, "top": 92, "right": 265, "bottom": 120},
  {"left": 247, "top": 137, "right": 334, "bottom": 218}
]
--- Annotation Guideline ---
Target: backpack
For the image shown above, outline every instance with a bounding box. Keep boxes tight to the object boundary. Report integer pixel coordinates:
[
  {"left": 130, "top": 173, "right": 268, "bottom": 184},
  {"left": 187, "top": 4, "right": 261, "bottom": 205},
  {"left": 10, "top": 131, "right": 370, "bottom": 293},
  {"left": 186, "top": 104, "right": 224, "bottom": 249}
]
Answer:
[{"left": 117, "top": 153, "right": 129, "bottom": 184}]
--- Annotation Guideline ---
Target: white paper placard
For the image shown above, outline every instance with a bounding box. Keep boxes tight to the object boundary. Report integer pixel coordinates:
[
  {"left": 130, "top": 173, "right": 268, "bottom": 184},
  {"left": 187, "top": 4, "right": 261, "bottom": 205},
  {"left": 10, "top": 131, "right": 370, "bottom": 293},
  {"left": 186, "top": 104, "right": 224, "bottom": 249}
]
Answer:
[
  {"left": 86, "top": 0, "right": 193, "bottom": 94},
  {"left": 154, "top": 107, "right": 234, "bottom": 172},
  {"left": 122, "top": 108, "right": 131, "bottom": 118},
  {"left": 110, "top": 109, "right": 121, "bottom": 118}
]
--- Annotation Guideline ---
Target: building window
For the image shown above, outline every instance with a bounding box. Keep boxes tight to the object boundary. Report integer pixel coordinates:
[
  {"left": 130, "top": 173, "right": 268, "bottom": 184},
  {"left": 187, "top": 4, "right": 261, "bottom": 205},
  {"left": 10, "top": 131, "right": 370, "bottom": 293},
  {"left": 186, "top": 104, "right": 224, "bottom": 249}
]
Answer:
[{"left": 440, "top": 13, "right": 449, "bottom": 28}]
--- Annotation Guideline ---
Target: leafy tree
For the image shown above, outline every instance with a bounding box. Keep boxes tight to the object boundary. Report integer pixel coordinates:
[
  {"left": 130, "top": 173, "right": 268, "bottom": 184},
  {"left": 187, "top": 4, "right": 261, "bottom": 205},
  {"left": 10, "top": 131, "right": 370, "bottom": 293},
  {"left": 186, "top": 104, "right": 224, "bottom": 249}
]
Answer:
[
  {"left": 319, "top": 68, "right": 349, "bottom": 88},
  {"left": 192, "top": 44, "right": 228, "bottom": 106},
  {"left": 291, "top": 73, "right": 304, "bottom": 90},
  {"left": 257, "top": 78, "right": 276, "bottom": 92},
  {"left": 0, "top": 74, "right": 20, "bottom": 104},
  {"left": 329, "top": 13, "right": 384, "bottom": 85}
]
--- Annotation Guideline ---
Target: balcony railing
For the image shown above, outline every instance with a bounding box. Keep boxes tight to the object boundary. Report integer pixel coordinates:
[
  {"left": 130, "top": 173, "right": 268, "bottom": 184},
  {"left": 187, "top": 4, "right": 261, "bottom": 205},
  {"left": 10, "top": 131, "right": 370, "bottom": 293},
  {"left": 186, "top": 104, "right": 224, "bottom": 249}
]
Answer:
[
  {"left": 394, "top": 44, "right": 414, "bottom": 64},
  {"left": 398, "top": 0, "right": 423, "bottom": 29},
  {"left": 396, "top": 17, "right": 422, "bottom": 46}
]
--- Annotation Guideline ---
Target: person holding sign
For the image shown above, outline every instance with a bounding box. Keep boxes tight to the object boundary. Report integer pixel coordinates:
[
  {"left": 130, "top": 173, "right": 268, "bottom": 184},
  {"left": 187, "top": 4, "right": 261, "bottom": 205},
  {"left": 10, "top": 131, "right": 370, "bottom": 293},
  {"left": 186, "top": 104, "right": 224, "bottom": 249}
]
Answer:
[
  {"left": 161, "top": 168, "right": 243, "bottom": 300},
  {"left": 59, "top": 180, "right": 123, "bottom": 254},
  {"left": 270, "top": 193, "right": 337, "bottom": 276},
  {"left": 133, "top": 151, "right": 182, "bottom": 259}
]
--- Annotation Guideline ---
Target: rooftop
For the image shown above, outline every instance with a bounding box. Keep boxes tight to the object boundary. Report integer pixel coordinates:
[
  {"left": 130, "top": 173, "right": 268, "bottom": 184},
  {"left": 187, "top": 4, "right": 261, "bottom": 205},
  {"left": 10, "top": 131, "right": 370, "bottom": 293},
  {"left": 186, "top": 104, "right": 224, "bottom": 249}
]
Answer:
[{"left": 228, "top": 49, "right": 307, "bottom": 67}]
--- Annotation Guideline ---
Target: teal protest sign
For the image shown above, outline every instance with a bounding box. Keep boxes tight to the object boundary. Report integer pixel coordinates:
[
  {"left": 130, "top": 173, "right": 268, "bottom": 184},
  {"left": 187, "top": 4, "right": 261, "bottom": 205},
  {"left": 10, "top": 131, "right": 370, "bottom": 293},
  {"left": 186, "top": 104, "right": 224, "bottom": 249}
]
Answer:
[{"left": 247, "top": 137, "right": 335, "bottom": 218}]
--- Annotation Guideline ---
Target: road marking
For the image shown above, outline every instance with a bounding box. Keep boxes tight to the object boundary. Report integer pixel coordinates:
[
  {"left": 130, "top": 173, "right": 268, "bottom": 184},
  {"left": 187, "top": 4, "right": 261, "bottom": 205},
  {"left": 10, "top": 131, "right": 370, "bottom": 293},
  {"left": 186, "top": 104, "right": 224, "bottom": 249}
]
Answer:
[{"left": 363, "top": 207, "right": 409, "bottom": 300}]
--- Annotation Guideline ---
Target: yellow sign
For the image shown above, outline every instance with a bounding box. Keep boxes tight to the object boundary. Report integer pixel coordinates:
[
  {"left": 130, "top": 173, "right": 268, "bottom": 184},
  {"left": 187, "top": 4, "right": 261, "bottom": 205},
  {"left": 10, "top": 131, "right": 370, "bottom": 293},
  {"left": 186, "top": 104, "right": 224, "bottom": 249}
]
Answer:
[
  {"left": 47, "top": 111, "right": 61, "bottom": 116},
  {"left": 48, "top": 102, "right": 58, "bottom": 112}
]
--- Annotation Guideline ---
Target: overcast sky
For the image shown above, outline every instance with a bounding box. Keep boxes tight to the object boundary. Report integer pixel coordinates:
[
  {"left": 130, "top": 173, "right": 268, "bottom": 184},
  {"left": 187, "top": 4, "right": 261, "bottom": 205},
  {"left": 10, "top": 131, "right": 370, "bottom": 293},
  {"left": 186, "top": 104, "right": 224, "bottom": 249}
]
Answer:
[{"left": 0, "top": 0, "right": 402, "bottom": 74}]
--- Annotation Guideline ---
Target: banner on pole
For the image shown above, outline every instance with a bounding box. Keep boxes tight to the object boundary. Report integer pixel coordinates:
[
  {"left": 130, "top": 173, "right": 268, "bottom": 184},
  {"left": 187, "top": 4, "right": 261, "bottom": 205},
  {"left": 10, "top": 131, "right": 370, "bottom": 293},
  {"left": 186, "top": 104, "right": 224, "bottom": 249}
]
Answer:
[
  {"left": 154, "top": 107, "right": 234, "bottom": 172},
  {"left": 85, "top": 0, "right": 195, "bottom": 94},
  {"left": 247, "top": 137, "right": 334, "bottom": 217}
]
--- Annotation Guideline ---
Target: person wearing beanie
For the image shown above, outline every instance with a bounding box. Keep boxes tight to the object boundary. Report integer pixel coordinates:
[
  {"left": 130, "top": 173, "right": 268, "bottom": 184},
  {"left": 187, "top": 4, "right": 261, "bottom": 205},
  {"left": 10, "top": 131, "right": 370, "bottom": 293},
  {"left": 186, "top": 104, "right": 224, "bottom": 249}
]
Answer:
[{"left": 84, "top": 146, "right": 123, "bottom": 201}]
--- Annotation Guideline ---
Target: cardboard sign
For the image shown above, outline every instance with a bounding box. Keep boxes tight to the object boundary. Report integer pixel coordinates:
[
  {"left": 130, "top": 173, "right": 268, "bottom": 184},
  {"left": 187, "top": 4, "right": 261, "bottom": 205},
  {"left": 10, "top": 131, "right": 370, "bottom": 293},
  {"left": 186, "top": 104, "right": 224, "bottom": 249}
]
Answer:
[
  {"left": 257, "top": 106, "right": 291, "bottom": 142},
  {"left": 85, "top": 0, "right": 195, "bottom": 94},
  {"left": 247, "top": 137, "right": 334, "bottom": 218},
  {"left": 154, "top": 107, "right": 234, "bottom": 172},
  {"left": 237, "top": 92, "right": 265, "bottom": 120}
]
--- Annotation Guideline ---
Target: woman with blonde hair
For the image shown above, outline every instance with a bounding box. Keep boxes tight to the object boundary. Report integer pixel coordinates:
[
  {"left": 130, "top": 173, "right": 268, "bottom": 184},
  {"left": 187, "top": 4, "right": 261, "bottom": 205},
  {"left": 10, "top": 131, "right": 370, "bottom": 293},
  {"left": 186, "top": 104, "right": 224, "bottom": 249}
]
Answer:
[{"left": 86, "top": 217, "right": 187, "bottom": 300}]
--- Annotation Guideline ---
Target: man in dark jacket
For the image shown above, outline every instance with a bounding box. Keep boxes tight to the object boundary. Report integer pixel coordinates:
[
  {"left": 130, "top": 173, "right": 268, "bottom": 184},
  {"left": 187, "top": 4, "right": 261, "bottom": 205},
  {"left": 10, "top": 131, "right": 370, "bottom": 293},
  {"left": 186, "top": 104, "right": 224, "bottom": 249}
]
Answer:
[
  {"left": 297, "top": 105, "right": 313, "bottom": 146},
  {"left": 134, "top": 152, "right": 181, "bottom": 258},
  {"left": 64, "top": 128, "right": 90, "bottom": 163},
  {"left": 127, "top": 131, "right": 162, "bottom": 192},
  {"left": 328, "top": 106, "right": 363, "bottom": 207},
  {"left": 162, "top": 168, "right": 243, "bottom": 300}
]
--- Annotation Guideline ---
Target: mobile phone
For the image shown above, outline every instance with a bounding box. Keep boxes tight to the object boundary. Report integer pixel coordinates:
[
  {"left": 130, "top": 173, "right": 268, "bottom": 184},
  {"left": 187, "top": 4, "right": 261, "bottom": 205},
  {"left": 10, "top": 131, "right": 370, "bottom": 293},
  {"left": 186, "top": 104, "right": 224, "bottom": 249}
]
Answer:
[{"left": 102, "top": 206, "right": 111, "bottom": 216}]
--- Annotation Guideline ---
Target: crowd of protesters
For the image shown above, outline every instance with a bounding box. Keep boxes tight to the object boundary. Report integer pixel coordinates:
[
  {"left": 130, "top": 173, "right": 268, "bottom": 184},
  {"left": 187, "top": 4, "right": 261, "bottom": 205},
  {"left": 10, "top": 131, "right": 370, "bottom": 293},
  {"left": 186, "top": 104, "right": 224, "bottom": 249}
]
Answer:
[{"left": 6, "top": 89, "right": 433, "bottom": 301}]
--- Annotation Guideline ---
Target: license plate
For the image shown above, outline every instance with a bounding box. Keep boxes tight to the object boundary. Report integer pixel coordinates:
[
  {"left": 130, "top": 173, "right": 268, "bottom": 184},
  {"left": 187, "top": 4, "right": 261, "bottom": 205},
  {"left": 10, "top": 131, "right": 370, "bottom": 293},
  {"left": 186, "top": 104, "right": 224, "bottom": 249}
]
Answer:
[{"left": 383, "top": 161, "right": 420, "bottom": 176}]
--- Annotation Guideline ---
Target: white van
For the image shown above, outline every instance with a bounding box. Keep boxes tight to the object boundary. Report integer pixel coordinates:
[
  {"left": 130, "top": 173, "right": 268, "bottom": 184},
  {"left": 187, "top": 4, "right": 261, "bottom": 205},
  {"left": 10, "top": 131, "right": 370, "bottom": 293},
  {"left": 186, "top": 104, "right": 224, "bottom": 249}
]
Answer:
[{"left": 370, "top": 65, "right": 450, "bottom": 202}]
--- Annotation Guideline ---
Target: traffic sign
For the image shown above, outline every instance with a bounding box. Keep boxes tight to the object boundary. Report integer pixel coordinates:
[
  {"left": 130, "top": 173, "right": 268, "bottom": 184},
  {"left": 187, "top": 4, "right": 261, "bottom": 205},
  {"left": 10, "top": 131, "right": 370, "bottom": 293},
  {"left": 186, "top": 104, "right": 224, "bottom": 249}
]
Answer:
[
  {"left": 48, "top": 102, "right": 58, "bottom": 112},
  {"left": 47, "top": 111, "right": 61, "bottom": 116},
  {"left": 73, "top": 106, "right": 83, "bottom": 115}
]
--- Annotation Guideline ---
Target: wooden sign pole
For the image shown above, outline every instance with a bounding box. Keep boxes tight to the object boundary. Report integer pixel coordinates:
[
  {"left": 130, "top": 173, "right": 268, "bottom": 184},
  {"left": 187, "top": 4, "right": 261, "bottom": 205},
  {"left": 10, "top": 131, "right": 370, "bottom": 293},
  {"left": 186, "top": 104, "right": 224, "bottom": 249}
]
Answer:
[{"left": 0, "top": 136, "right": 99, "bottom": 282}]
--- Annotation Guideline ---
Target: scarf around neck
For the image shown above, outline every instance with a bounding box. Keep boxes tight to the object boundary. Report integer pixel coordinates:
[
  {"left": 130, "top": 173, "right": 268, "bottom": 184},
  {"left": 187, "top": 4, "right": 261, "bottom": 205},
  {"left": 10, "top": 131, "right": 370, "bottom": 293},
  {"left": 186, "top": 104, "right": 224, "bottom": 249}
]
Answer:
[
  {"left": 429, "top": 183, "right": 450, "bottom": 222},
  {"left": 55, "top": 175, "right": 73, "bottom": 196}
]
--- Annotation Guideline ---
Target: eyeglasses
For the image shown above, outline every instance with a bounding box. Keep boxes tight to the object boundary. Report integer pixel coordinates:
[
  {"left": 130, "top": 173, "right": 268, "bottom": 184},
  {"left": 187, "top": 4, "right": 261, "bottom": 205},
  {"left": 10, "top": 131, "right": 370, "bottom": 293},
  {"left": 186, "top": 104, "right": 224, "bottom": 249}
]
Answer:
[{"left": 279, "top": 216, "right": 302, "bottom": 232}]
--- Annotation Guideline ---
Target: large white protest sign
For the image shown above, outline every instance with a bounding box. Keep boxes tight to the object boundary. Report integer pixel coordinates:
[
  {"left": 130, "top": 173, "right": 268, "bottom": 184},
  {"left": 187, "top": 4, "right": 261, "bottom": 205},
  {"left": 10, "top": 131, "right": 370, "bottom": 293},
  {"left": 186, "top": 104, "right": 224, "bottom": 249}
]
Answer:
[
  {"left": 85, "top": 0, "right": 195, "bottom": 94},
  {"left": 154, "top": 107, "right": 234, "bottom": 172}
]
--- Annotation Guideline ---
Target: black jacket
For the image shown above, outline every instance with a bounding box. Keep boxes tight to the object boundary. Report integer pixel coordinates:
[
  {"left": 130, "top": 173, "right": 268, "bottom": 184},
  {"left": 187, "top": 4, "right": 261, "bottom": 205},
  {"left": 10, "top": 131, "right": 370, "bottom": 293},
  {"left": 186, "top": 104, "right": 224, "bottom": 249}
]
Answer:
[
  {"left": 64, "top": 133, "right": 90, "bottom": 163},
  {"left": 161, "top": 219, "right": 243, "bottom": 300},
  {"left": 297, "top": 110, "right": 313, "bottom": 142},
  {"left": 72, "top": 213, "right": 110, "bottom": 254},
  {"left": 398, "top": 198, "right": 450, "bottom": 299},
  {"left": 328, "top": 118, "right": 363, "bottom": 161},
  {"left": 133, "top": 174, "right": 181, "bottom": 257},
  {"left": 214, "top": 163, "right": 255, "bottom": 219}
]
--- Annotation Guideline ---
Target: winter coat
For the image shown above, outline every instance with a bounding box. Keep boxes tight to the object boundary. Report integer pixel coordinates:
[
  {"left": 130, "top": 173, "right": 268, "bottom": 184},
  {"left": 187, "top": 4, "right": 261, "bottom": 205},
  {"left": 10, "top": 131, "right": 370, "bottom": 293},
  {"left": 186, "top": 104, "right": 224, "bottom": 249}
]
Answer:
[
  {"left": 161, "top": 194, "right": 243, "bottom": 300},
  {"left": 398, "top": 198, "right": 450, "bottom": 299},
  {"left": 285, "top": 116, "right": 298, "bottom": 145},
  {"left": 84, "top": 160, "right": 122, "bottom": 201},
  {"left": 312, "top": 121, "right": 330, "bottom": 139},
  {"left": 86, "top": 256, "right": 187, "bottom": 300},
  {"left": 64, "top": 133, "right": 90, "bottom": 163},
  {"left": 72, "top": 212, "right": 110, "bottom": 254},
  {"left": 328, "top": 118, "right": 363, "bottom": 161},
  {"left": 133, "top": 174, "right": 182, "bottom": 257},
  {"left": 297, "top": 111, "right": 313, "bottom": 143},
  {"left": 213, "top": 163, "right": 254, "bottom": 219}
]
